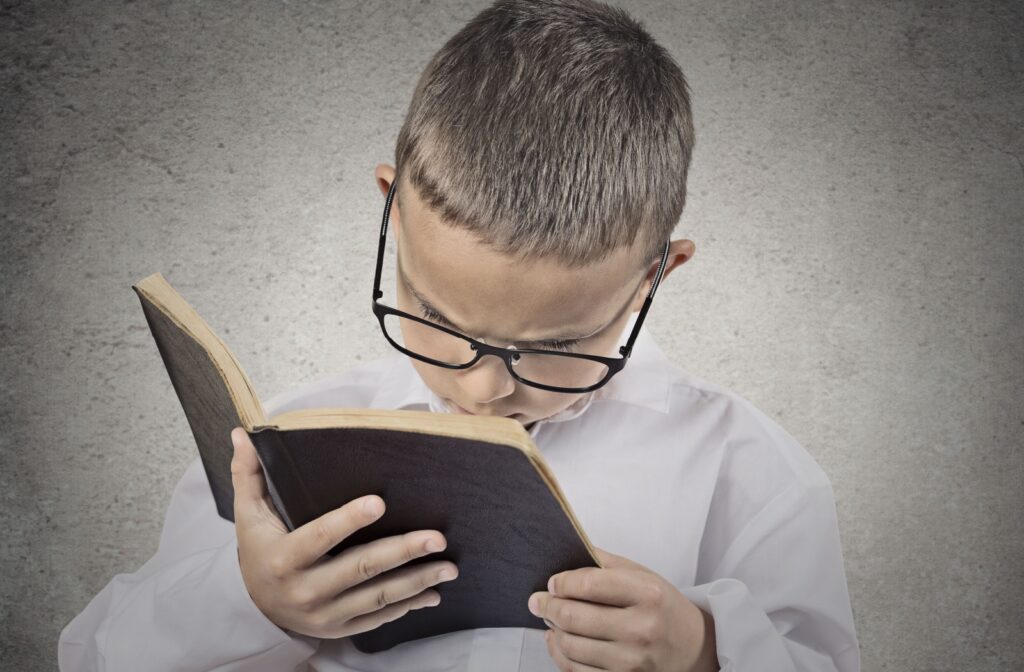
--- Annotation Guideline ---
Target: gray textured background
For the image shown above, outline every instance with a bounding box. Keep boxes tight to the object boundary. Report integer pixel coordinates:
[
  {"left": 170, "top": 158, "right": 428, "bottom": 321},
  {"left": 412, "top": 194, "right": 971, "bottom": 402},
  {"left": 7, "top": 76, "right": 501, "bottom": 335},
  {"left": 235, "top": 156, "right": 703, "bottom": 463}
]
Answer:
[{"left": 2, "top": 0, "right": 1022, "bottom": 669}]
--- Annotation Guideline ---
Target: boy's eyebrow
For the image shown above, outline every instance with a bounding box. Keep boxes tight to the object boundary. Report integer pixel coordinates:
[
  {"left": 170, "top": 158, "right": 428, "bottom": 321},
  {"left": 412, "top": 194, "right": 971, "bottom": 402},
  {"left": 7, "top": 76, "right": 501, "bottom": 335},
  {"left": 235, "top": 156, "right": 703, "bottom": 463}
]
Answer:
[{"left": 397, "top": 259, "right": 640, "bottom": 344}]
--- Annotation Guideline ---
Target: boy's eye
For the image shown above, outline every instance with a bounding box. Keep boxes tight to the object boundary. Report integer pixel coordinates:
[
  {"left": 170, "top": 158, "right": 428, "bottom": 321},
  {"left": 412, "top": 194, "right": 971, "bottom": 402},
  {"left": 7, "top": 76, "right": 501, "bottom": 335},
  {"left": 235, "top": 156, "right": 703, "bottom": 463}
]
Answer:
[{"left": 418, "top": 305, "right": 580, "bottom": 352}]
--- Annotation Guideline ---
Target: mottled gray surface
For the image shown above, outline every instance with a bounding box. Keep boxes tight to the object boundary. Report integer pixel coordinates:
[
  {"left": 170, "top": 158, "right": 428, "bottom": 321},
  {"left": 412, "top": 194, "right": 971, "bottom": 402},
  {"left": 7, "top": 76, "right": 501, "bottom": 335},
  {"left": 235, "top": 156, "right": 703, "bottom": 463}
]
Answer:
[{"left": 2, "top": 0, "right": 1022, "bottom": 669}]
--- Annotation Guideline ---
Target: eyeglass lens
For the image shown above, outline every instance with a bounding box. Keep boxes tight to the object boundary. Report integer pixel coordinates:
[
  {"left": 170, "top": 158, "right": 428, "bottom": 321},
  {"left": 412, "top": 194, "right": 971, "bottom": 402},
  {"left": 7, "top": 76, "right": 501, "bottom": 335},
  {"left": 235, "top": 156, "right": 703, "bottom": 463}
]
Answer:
[{"left": 382, "top": 314, "right": 610, "bottom": 390}]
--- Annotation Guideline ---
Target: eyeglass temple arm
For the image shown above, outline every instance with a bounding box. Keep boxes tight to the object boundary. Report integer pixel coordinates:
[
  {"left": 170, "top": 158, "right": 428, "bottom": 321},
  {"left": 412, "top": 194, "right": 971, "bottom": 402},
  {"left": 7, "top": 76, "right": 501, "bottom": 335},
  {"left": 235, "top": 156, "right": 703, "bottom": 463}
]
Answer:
[
  {"left": 373, "top": 179, "right": 399, "bottom": 302},
  {"left": 619, "top": 240, "right": 671, "bottom": 356}
]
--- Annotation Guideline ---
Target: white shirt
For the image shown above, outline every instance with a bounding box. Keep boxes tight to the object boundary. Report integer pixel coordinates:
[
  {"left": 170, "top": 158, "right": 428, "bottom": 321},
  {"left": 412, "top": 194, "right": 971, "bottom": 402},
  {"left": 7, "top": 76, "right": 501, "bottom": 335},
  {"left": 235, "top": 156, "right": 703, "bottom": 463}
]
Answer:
[{"left": 58, "top": 317, "right": 860, "bottom": 671}]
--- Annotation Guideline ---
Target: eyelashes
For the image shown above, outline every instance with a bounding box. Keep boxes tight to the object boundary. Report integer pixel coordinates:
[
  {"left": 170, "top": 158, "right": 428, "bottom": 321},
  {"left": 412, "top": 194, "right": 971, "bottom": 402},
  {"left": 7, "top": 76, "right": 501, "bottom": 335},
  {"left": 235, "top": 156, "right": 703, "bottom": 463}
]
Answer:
[{"left": 417, "top": 305, "right": 581, "bottom": 353}]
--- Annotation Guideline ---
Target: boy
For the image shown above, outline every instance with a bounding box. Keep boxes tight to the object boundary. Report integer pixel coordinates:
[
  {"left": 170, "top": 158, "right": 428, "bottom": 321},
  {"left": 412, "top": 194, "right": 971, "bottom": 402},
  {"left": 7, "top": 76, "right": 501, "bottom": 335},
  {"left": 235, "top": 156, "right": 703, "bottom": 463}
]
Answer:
[{"left": 59, "top": 0, "right": 859, "bottom": 670}]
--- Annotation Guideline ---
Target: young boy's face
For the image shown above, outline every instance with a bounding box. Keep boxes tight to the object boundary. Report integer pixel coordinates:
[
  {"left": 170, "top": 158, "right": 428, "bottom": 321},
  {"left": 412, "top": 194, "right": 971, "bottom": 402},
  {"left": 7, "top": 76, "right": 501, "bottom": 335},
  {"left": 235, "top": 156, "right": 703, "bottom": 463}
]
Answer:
[{"left": 374, "top": 164, "right": 694, "bottom": 430}]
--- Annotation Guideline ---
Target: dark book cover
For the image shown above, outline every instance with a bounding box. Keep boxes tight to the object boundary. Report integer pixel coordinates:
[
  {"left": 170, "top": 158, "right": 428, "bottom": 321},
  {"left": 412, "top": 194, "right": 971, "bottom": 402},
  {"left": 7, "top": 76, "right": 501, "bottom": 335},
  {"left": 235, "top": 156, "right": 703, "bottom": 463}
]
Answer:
[{"left": 130, "top": 272, "right": 601, "bottom": 653}]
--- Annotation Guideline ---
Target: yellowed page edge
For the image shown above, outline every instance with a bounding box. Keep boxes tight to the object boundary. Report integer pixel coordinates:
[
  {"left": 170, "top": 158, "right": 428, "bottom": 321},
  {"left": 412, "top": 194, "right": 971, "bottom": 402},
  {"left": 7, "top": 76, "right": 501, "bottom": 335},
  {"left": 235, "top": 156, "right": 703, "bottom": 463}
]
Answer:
[{"left": 133, "top": 272, "right": 266, "bottom": 430}]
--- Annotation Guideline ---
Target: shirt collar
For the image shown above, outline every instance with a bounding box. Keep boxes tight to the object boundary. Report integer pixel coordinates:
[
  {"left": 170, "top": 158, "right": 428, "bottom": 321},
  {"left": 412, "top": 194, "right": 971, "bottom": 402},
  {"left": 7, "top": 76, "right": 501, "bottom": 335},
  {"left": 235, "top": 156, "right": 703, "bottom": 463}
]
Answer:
[{"left": 368, "top": 311, "right": 673, "bottom": 429}]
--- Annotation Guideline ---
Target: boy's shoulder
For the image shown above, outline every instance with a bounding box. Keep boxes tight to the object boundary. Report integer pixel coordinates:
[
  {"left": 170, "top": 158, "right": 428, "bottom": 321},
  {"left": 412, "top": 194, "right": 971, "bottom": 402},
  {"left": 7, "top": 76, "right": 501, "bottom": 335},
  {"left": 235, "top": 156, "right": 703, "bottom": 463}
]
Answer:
[
  {"left": 594, "top": 321, "right": 835, "bottom": 496},
  {"left": 663, "top": 365, "right": 835, "bottom": 496}
]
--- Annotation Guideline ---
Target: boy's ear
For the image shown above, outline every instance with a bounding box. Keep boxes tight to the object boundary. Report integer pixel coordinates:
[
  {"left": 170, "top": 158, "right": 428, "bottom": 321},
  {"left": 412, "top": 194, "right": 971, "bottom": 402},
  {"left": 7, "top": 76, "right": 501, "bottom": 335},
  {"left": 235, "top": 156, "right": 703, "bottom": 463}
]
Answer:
[
  {"left": 658, "top": 239, "right": 695, "bottom": 282},
  {"left": 374, "top": 163, "right": 402, "bottom": 236},
  {"left": 632, "top": 239, "right": 695, "bottom": 309},
  {"left": 374, "top": 163, "right": 396, "bottom": 198}
]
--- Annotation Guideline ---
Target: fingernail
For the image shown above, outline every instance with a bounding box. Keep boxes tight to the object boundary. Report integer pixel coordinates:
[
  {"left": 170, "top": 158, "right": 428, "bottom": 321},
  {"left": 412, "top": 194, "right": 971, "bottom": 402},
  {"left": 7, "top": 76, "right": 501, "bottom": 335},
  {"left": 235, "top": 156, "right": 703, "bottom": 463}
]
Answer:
[
  {"left": 528, "top": 594, "right": 539, "bottom": 615},
  {"left": 363, "top": 496, "right": 382, "bottom": 515}
]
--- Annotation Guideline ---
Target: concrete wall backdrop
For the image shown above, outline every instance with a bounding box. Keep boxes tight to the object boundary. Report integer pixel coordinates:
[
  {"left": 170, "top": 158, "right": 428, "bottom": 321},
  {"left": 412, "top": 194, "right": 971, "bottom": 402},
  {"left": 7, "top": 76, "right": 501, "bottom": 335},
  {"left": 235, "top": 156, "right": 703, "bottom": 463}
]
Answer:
[{"left": 2, "top": 1, "right": 1021, "bottom": 669}]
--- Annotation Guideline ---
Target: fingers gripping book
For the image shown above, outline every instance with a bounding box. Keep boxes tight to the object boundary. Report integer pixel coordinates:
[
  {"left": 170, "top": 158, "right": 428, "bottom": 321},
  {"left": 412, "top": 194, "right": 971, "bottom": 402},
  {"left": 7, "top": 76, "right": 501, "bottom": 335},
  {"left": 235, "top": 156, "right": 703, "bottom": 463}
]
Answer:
[{"left": 130, "top": 272, "right": 601, "bottom": 654}]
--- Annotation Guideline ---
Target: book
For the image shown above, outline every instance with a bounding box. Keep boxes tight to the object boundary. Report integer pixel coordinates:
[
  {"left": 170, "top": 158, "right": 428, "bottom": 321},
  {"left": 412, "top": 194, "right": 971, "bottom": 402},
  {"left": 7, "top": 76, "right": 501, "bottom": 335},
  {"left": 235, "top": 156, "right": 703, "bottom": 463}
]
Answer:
[{"left": 130, "top": 272, "right": 601, "bottom": 654}]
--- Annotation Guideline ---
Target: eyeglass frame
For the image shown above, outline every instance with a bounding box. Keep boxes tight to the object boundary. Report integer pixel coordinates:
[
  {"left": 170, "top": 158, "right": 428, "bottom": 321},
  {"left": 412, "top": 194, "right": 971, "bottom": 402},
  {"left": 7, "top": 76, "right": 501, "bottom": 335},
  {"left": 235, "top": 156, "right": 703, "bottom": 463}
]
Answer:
[{"left": 371, "top": 177, "right": 671, "bottom": 394}]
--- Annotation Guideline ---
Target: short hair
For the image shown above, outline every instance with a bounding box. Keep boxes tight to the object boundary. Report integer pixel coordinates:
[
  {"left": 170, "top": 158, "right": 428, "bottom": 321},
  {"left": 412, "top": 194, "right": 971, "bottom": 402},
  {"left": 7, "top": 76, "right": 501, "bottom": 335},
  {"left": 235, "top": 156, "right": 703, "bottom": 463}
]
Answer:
[{"left": 394, "top": 0, "right": 695, "bottom": 271}]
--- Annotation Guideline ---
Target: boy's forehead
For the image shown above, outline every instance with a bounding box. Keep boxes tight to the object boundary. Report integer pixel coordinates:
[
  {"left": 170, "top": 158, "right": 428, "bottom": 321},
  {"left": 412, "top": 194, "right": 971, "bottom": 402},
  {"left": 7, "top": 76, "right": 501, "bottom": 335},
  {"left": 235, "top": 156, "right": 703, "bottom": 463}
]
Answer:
[{"left": 396, "top": 185, "right": 645, "bottom": 342}]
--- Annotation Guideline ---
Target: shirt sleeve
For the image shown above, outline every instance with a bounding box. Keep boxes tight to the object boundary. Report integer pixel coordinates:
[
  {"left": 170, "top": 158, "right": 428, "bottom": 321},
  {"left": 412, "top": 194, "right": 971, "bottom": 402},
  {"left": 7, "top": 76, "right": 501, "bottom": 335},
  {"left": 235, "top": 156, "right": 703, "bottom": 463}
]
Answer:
[
  {"left": 57, "top": 455, "right": 321, "bottom": 671},
  {"left": 678, "top": 480, "right": 860, "bottom": 672}
]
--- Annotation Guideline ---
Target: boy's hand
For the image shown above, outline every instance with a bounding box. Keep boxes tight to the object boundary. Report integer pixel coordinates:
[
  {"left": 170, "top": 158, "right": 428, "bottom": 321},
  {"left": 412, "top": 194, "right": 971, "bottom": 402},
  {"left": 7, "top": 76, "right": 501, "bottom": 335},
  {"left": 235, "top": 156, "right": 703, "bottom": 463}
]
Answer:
[
  {"left": 229, "top": 427, "right": 459, "bottom": 639},
  {"left": 528, "top": 547, "right": 718, "bottom": 672}
]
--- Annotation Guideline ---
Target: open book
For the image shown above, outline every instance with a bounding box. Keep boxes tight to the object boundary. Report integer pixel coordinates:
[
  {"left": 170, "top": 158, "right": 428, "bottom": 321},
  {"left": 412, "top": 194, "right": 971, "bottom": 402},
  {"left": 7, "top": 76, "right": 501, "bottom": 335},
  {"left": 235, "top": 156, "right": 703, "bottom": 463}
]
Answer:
[{"left": 130, "top": 272, "right": 601, "bottom": 654}]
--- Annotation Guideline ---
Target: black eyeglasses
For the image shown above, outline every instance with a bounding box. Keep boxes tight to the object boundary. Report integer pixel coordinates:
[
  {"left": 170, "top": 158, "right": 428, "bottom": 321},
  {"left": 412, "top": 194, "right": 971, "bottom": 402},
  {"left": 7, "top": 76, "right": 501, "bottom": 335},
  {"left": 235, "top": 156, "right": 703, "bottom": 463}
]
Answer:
[{"left": 371, "top": 178, "right": 671, "bottom": 394}]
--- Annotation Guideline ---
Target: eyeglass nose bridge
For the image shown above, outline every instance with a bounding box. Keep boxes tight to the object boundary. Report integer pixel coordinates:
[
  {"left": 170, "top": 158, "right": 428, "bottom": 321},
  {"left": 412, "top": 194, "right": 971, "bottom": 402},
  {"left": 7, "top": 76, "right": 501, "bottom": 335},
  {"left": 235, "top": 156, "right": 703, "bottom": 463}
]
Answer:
[{"left": 468, "top": 339, "right": 522, "bottom": 367}]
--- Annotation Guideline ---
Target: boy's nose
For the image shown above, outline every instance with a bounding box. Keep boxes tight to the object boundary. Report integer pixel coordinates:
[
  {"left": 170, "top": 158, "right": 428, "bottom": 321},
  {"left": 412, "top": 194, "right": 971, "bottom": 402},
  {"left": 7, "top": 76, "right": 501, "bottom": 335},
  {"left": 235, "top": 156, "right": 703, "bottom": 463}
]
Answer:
[{"left": 456, "top": 351, "right": 516, "bottom": 407}]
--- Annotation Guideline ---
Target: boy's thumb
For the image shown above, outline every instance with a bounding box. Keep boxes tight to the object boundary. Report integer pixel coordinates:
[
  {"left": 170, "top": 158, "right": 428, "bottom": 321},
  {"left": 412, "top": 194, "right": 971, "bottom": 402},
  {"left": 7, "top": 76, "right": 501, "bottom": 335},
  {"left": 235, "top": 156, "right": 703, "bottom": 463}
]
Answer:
[{"left": 230, "top": 427, "right": 265, "bottom": 512}]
